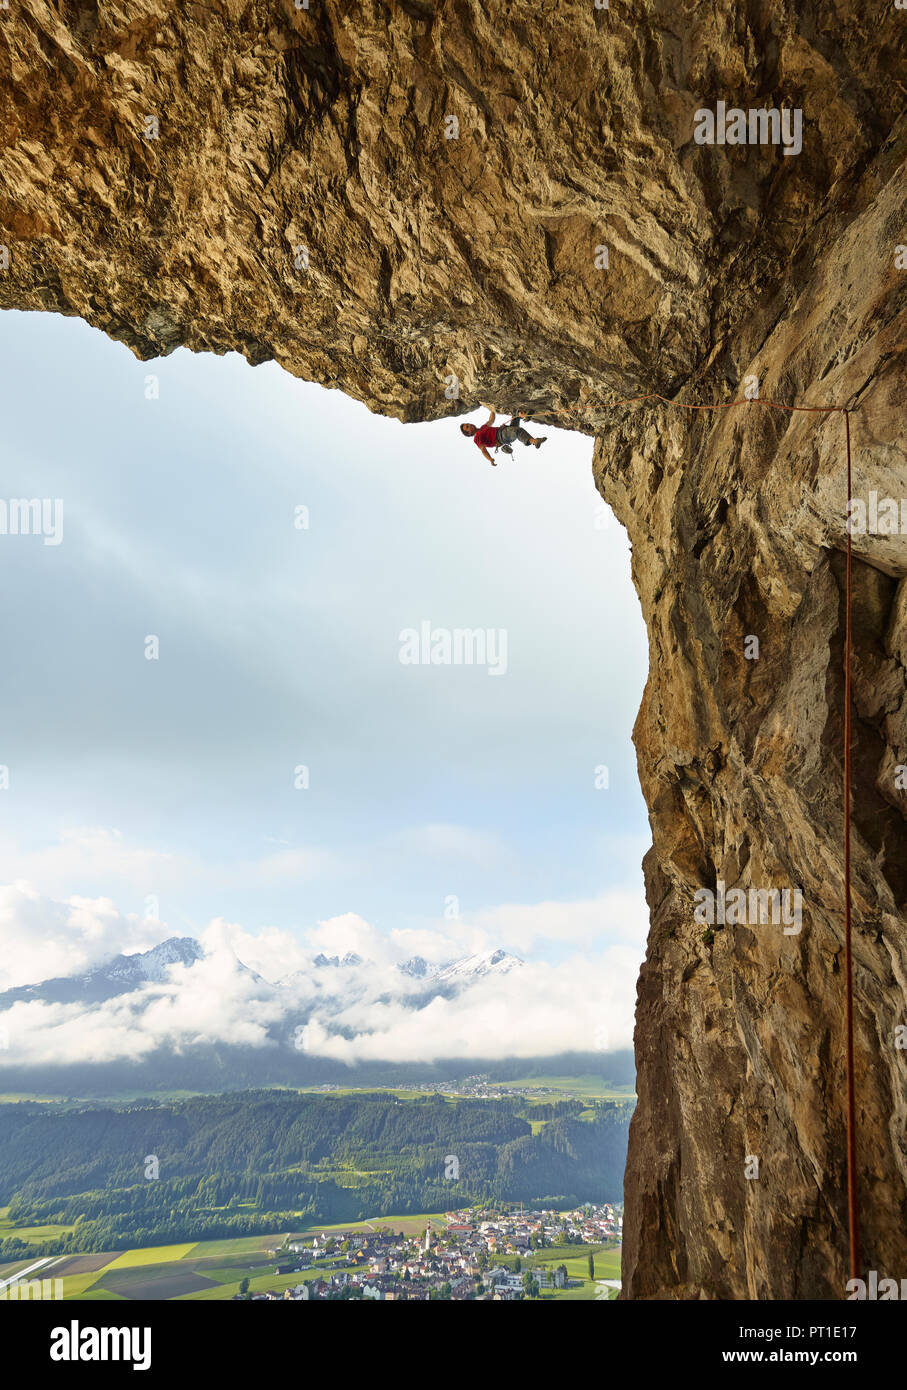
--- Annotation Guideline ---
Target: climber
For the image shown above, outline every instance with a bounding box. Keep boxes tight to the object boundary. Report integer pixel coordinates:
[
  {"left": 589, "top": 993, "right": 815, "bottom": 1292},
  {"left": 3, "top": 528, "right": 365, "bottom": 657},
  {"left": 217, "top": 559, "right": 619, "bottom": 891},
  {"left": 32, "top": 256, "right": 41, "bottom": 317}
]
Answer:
[{"left": 460, "top": 408, "right": 547, "bottom": 465}]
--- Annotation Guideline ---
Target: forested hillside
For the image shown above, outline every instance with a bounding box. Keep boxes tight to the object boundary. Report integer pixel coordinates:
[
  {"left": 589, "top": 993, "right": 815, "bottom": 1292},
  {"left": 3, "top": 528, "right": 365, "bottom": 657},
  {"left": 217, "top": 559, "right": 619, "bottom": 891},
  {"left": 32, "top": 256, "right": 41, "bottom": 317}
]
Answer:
[{"left": 0, "top": 1091, "right": 631, "bottom": 1258}]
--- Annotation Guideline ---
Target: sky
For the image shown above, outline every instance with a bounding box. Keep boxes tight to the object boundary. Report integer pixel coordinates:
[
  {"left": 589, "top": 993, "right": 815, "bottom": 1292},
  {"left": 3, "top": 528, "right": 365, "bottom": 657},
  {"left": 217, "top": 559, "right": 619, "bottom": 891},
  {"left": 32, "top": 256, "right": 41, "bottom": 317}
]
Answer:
[{"left": 0, "top": 308, "right": 650, "bottom": 1064}]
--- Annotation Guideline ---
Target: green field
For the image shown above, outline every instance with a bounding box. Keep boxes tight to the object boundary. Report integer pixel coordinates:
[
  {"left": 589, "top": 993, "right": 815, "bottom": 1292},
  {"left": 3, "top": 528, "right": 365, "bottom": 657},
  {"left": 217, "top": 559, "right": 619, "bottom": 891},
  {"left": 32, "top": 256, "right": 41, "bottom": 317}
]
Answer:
[
  {"left": 184, "top": 1234, "right": 279, "bottom": 1259},
  {"left": 486, "top": 1239, "right": 623, "bottom": 1302},
  {"left": 302, "top": 1213, "right": 448, "bottom": 1236},
  {"left": 495, "top": 1075, "right": 636, "bottom": 1100},
  {"left": 0, "top": 1090, "right": 205, "bottom": 1107},
  {"left": 0, "top": 1223, "right": 75, "bottom": 1242},
  {"left": 52, "top": 1233, "right": 290, "bottom": 1301},
  {"left": 0, "top": 1256, "right": 46, "bottom": 1280},
  {"left": 0, "top": 1079, "right": 634, "bottom": 1105},
  {"left": 179, "top": 1263, "right": 342, "bottom": 1301},
  {"left": 294, "top": 1087, "right": 453, "bottom": 1101},
  {"left": 528, "top": 1242, "right": 621, "bottom": 1301},
  {"left": 0, "top": 1093, "right": 61, "bottom": 1103},
  {"left": 562, "top": 1248, "right": 621, "bottom": 1280},
  {"left": 0, "top": 1208, "right": 75, "bottom": 1244},
  {"left": 538, "top": 1280, "right": 609, "bottom": 1301},
  {"left": 60, "top": 1272, "right": 111, "bottom": 1298},
  {"left": 105, "top": 1243, "right": 198, "bottom": 1269},
  {"left": 46, "top": 1220, "right": 616, "bottom": 1302}
]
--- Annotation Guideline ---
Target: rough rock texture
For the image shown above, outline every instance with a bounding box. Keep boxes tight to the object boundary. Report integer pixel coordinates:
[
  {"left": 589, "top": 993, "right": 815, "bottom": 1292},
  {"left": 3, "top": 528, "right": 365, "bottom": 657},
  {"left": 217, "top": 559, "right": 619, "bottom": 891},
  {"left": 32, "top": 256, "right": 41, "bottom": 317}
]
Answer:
[{"left": 1, "top": 0, "right": 905, "bottom": 1298}]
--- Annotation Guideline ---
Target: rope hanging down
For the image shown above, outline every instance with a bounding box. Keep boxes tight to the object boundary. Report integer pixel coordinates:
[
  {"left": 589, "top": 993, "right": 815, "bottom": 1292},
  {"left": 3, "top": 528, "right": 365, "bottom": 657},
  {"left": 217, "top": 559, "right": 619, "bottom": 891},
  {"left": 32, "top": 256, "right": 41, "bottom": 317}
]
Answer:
[{"left": 595, "top": 389, "right": 860, "bottom": 1285}]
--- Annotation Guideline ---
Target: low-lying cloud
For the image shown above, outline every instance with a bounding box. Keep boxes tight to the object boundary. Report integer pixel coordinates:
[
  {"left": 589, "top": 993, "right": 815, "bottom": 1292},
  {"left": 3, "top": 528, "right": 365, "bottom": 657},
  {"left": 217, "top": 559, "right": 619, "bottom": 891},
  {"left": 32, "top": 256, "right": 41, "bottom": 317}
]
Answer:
[{"left": 0, "top": 884, "right": 644, "bottom": 1068}]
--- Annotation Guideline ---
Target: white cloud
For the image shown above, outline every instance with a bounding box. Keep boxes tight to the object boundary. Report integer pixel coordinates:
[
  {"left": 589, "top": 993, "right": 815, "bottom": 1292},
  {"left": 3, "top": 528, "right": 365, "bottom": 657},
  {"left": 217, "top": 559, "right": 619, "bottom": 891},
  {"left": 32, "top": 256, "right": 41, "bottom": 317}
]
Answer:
[
  {"left": 199, "top": 917, "right": 312, "bottom": 982},
  {"left": 467, "top": 890, "right": 650, "bottom": 954},
  {"left": 298, "top": 912, "right": 480, "bottom": 969},
  {"left": 0, "top": 882, "right": 165, "bottom": 990},
  {"left": 2, "top": 956, "right": 286, "bottom": 1065},
  {"left": 0, "top": 828, "right": 339, "bottom": 903},
  {"left": 0, "top": 828, "right": 179, "bottom": 896},
  {"left": 0, "top": 884, "right": 645, "bottom": 1067},
  {"left": 298, "top": 950, "right": 638, "bottom": 1063}
]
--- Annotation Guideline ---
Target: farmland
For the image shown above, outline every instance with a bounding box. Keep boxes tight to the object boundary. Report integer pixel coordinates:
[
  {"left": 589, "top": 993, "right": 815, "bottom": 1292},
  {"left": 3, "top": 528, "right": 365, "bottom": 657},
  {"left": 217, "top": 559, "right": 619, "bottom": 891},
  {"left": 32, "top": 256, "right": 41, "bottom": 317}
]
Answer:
[
  {"left": 18, "top": 1210, "right": 623, "bottom": 1302},
  {"left": 0, "top": 1207, "right": 74, "bottom": 1245},
  {"left": 0, "top": 1091, "right": 631, "bottom": 1263},
  {"left": 49, "top": 1231, "right": 286, "bottom": 1301}
]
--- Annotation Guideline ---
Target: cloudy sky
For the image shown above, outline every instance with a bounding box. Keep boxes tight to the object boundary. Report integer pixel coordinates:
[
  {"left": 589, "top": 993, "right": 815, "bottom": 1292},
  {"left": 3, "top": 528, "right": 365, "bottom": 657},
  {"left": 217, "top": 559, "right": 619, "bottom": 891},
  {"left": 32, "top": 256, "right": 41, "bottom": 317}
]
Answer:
[{"left": 0, "top": 308, "right": 649, "bottom": 1065}]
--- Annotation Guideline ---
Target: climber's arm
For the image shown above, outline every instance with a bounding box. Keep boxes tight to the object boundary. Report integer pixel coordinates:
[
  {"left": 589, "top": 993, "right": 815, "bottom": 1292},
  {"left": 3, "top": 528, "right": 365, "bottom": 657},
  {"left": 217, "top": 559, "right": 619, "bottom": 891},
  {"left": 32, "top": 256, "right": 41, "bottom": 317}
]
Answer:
[{"left": 478, "top": 444, "right": 495, "bottom": 466}]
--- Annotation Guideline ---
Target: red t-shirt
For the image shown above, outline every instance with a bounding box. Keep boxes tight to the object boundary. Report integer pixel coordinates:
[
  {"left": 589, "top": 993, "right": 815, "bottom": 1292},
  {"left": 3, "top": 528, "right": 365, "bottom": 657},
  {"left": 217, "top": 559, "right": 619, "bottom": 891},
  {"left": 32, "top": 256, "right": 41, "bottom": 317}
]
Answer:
[{"left": 474, "top": 424, "right": 498, "bottom": 450}]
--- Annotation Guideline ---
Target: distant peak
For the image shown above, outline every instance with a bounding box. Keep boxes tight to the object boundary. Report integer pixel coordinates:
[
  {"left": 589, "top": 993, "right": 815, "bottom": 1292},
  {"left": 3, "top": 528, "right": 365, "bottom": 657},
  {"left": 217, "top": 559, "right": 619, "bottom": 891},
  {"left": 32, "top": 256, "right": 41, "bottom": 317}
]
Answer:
[
  {"left": 142, "top": 936, "right": 205, "bottom": 961},
  {"left": 397, "top": 955, "right": 437, "bottom": 979},
  {"left": 435, "top": 950, "right": 524, "bottom": 983},
  {"left": 313, "top": 951, "right": 363, "bottom": 968}
]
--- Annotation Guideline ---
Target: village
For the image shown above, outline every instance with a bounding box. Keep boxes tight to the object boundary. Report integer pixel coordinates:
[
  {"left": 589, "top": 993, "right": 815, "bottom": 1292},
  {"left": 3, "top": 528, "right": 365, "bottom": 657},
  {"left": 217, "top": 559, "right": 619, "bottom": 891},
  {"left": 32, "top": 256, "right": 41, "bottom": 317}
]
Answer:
[
  {"left": 236, "top": 1203, "right": 622, "bottom": 1301},
  {"left": 306, "top": 1074, "right": 621, "bottom": 1102}
]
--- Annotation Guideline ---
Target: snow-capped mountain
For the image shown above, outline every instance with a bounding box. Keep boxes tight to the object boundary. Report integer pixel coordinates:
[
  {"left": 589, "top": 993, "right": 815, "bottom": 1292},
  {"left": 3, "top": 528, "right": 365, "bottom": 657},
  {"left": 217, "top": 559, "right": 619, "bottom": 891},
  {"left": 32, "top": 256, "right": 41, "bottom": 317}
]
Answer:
[
  {"left": 0, "top": 935, "right": 592, "bottom": 1090},
  {"left": 104, "top": 936, "right": 205, "bottom": 984},
  {"left": 396, "top": 955, "right": 439, "bottom": 980},
  {"left": 0, "top": 936, "right": 205, "bottom": 1009},
  {"left": 0, "top": 940, "right": 523, "bottom": 1016},
  {"left": 286, "top": 949, "right": 524, "bottom": 986},
  {"left": 398, "top": 951, "right": 523, "bottom": 983},
  {"left": 435, "top": 949, "right": 523, "bottom": 982}
]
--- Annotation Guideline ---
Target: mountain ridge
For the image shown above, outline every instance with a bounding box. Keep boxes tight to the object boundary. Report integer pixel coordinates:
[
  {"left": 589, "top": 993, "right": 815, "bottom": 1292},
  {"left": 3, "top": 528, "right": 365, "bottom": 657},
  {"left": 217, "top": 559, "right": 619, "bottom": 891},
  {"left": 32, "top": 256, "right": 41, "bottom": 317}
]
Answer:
[
  {"left": 0, "top": 936, "right": 524, "bottom": 1010},
  {"left": 0, "top": 937, "right": 206, "bottom": 1008}
]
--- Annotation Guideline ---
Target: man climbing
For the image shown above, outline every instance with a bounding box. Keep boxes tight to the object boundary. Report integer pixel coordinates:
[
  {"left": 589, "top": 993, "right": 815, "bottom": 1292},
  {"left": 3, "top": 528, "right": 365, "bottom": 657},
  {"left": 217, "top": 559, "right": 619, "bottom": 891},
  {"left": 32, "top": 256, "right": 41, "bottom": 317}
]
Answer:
[{"left": 460, "top": 407, "right": 547, "bottom": 465}]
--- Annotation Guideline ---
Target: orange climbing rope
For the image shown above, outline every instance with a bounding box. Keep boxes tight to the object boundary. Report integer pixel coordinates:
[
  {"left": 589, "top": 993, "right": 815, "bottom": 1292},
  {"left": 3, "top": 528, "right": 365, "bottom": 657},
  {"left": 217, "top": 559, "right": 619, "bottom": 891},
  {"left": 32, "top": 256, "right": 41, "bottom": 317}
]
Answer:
[
  {"left": 596, "top": 389, "right": 860, "bottom": 1286},
  {"left": 843, "top": 407, "right": 859, "bottom": 1286}
]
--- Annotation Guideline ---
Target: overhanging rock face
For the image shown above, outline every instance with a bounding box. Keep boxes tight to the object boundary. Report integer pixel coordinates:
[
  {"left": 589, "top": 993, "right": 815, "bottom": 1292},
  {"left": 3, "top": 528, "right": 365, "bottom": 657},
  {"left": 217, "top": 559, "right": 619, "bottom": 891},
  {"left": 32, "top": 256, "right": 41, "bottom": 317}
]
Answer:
[{"left": 1, "top": 0, "right": 905, "bottom": 1298}]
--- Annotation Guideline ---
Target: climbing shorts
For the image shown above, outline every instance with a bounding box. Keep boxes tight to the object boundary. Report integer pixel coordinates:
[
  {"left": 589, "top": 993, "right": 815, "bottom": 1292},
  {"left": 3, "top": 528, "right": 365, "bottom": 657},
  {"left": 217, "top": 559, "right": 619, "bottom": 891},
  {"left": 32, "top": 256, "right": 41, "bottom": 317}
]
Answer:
[{"left": 496, "top": 418, "right": 532, "bottom": 446}]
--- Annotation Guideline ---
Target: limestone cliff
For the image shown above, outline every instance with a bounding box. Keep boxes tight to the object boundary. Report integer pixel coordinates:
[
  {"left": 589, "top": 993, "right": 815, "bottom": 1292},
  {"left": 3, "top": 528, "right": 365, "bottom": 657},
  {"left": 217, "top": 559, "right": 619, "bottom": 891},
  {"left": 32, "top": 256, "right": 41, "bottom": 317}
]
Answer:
[{"left": 1, "top": 0, "right": 905, "bottom": 1298}]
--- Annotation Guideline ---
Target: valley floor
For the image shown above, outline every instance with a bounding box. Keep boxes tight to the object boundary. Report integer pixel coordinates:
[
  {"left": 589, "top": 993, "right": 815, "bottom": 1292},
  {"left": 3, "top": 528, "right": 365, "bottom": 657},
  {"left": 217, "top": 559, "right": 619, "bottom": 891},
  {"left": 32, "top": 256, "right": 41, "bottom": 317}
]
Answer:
[{"left": 1, "top": 1217, "right": 622, "bottom": 1302}]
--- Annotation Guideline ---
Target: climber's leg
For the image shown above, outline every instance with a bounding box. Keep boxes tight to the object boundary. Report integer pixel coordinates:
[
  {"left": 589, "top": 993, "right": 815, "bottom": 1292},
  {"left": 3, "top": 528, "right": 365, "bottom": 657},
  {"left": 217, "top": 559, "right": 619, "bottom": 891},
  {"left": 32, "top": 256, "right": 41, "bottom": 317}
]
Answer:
[
  {"left": 500, "top": 419, "right": 544, "bottom": 447},
  {"left": 502, "top": 414, "right": 544, "bottom": 447},
  {"left": 494, "top": 416, "right": 547, "bottom": 450}
]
